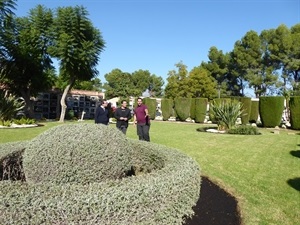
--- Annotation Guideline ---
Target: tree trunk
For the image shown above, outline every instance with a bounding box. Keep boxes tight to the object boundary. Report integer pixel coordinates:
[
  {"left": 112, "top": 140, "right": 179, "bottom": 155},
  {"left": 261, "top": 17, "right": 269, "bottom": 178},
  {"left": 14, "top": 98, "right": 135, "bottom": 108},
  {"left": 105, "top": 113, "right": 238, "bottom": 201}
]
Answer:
[
  {"left": 59, "top": 77, "right": 75, "bottom": 122},
  {"left": 20, "top": 89, "right": 34, "bottom": 119}
]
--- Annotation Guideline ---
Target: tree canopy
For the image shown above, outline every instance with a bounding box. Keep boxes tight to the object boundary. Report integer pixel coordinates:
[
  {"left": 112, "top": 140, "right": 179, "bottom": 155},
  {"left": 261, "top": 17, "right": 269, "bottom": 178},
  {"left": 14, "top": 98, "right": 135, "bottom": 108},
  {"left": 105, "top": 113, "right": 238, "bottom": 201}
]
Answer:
[
  {"left": 48, "top": 6, "right": 105, "bottom": 122},
  {"left": 104, "top": 69, "right": 164, "bottom": 99},
  {"left": 164, "top": 61, "right": 217, "bottom": 99}
]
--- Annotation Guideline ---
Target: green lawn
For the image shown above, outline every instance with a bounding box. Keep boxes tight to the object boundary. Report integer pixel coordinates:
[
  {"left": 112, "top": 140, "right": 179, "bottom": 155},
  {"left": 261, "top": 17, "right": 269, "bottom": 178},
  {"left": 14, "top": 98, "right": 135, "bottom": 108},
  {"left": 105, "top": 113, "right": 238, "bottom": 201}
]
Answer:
[{"left": 1, "top": 120, "right": 300, "bottom": 225}]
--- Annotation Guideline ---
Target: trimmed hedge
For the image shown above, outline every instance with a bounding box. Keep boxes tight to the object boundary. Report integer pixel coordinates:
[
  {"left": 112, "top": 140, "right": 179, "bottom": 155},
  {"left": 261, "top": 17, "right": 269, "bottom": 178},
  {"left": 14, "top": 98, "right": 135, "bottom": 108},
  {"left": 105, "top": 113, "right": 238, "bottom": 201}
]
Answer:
[
  {"left": 0, "top": 123, "right": 201, "bottom": 224},
  {"left": 190, "top": 98, "right": 196, "bottom": 121},
  {"left": 289, "top": 96, "right": 300, "bottom": 130},
  {"left": 249, "top": 100, "right": 259, "bottom": 123},
  {"left": 143, "top": 97, "right": 157, "bottom": 120},
  {"left": 161, "top": 98, "right": 173, "bottom": 121},
  {"left": 240, "top": 97, "right": 251, "bottom": 125},
  {"left": 259, "top": 96, "right": 284, "bottom": 127},
  {"left": 194, "top": 98, "right": 208, "bottom": 123},
  {"left": 174, "top": 98, "right": 191, "bottom": 121}
]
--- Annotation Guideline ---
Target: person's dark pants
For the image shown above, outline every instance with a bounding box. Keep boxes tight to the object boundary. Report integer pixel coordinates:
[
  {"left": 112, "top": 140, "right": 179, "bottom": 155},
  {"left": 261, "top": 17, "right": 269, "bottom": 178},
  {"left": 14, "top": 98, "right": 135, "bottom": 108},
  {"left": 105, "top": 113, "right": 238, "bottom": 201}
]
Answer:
[
  {"left": 137, "top": 124, "right": 150, "bottom": 142},
  {"left": 118, "top": 125, "right": 127, "bottom": 134}
]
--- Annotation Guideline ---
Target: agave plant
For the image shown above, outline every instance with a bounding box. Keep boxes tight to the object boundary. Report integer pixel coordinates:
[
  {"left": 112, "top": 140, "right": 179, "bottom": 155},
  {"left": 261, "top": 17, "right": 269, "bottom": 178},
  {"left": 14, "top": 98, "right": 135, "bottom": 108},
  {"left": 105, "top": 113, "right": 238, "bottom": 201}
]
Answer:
[
  {"left": 210, "top": 100, "right": 243, "bottom": 130},
  {"left": 0, "top": 89, "right": 25, "bottom": 125}
]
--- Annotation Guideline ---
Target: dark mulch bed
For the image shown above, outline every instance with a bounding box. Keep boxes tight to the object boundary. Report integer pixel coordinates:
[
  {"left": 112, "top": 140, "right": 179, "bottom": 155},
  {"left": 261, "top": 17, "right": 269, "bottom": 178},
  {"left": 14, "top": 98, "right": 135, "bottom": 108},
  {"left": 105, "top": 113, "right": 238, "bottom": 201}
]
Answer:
[{"left": 183, "top": 176, "right": 242, "bottom": 225}]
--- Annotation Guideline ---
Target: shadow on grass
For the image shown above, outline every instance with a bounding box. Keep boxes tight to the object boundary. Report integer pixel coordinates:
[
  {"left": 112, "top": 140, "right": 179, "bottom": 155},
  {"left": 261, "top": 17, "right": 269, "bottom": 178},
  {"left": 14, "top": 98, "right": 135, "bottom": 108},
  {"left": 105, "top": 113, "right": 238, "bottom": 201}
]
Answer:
[
  {"left": 183, "top": 176, "right": 241, "bottom": 225},
  {"left": 290, "top": 150, "right": 300, "bottom": 158},
  {"left": 287, "top": 178, "right": 300, "bottom": 192},
  {"left": 196, "top": 126, "right": 218, "bottom": 133}
]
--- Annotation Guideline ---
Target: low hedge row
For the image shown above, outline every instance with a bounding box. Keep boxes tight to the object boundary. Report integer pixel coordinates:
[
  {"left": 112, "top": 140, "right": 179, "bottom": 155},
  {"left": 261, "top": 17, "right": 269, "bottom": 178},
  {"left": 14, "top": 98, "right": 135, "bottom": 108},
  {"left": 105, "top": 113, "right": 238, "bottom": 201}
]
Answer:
[{"left": 0, "top": 123, "right": 201, "bottom": 224}]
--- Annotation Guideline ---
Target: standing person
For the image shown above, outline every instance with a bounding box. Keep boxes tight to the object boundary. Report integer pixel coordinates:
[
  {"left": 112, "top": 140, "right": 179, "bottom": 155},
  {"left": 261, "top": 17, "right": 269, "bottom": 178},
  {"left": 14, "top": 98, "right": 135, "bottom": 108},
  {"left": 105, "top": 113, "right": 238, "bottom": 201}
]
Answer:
[
  {"left": 114, "top": 100, "right": 132, "bottom": 134},
  {"left": 95, "top": 99, "right": 109, "bottom": 125},
  {"left": 133, "top": 97, "right": 150, "bottom": 141}
]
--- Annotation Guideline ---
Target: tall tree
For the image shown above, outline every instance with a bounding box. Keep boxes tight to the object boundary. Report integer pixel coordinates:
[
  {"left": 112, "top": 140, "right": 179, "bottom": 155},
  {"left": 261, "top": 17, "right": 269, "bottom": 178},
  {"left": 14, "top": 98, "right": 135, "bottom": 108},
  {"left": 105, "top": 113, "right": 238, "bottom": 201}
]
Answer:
[
  {"left": 289, "top": 24, "right": 300, "bottom": 94},
  {"left": 104, "top": 69, "right": 135, "bottom": 99},
  {"left": 201, "top": 47, "right": 236, "bottom": 96},
  {"left": 0, "top": 5, "right": 56, "bottom": 118},
  {"left": 49, "top": 6, "right": 105, "bottom": 122},
  {"left": 0, "top": 0, "right": 16, "bottom": 81},
  {"left": 131, "top": 69, "right": 164, "bottom": 97},
  {"left": 164, "top": 61, "right": 190, "bottom": 99},
  {"left": 232, "top": 30, "right": 278, "bottom": 97},
  {"left": 73, "top": 78, "right": 103, "bottom": 91},
  {"left": 164, "top": 69, "right": 180, "bottom": 99},
  {"left": 103, "top": 69, "right": 164, "bottom": 99},
  {"left": 272, "top": 23, "right": 300, "bottom": 94},
  {"left": 188, "top": 66, "right": 217, "bottom": 99},
  {"left": 0, "top": 0, "right": 15, "bottom": 24},
  {"left": 56, "top": 75, "right": 103, "bottom": 92},
  {"left": 149, "top": 74, "right": 164, "bottom": 97}
]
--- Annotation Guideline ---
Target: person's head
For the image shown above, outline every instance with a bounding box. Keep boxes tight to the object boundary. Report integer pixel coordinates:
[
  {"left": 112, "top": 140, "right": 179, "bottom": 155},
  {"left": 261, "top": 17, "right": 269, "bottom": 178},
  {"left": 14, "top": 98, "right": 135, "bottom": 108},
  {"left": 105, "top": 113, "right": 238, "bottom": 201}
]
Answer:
[
  {"left": 137, "top": 97, "right": 143, "bottom": 106},
  {"left": 121, "top": 100, "right": 127, "bottom": 108},
  {"left": 101, "top": 99, "right": 108, "bottom": 107}
]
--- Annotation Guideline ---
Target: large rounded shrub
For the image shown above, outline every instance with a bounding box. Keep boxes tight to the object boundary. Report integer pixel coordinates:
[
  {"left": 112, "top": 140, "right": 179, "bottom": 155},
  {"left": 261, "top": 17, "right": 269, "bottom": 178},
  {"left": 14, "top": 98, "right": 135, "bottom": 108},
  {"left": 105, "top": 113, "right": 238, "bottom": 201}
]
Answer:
[
  {"left": 23, "top": 123, "right": 134, "bottom": 184},
  {"left": 259, "top": 96, "right": 284, "bottom": 127},
  {"left": 0, "top": 124, "right": 201, "bottom": 224}
]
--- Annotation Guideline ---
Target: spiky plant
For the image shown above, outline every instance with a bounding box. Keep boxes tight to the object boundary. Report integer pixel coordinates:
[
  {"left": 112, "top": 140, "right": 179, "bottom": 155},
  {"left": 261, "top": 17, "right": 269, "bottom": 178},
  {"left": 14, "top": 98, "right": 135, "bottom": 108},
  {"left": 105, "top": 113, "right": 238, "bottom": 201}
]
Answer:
[
  {"left": 210, "top": 100, "right": 243, "bottom": 130},
  {"left": 0, "top": 89, "right": 25, "bottom": 125}
]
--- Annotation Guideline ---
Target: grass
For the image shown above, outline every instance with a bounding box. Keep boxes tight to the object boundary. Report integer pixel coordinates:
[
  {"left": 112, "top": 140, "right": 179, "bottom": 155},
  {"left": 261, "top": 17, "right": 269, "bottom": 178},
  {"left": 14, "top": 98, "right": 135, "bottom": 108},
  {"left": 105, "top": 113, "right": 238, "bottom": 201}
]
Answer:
[{"left": 1, "top": 120, "right": 300, "bottom": 225}]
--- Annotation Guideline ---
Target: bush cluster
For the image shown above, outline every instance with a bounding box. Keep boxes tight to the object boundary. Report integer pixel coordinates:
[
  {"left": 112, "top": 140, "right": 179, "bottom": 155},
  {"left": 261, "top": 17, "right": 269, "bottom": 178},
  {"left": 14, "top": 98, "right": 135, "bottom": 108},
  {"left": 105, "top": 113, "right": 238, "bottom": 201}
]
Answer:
[
  {"left": 0, "top": 123, "right": 201, "bottom": 224},
  {"left": 227, "top": 125, "right": 261, "bottom": 135}
]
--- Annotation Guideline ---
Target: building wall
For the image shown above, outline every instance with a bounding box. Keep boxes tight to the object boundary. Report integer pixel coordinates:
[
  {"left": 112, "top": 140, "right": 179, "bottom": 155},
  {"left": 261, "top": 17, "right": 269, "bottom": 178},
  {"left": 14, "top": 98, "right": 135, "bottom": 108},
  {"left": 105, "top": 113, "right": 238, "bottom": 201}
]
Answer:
[{"left": 33, "top": 89, "right": 104, "bottom": 120}]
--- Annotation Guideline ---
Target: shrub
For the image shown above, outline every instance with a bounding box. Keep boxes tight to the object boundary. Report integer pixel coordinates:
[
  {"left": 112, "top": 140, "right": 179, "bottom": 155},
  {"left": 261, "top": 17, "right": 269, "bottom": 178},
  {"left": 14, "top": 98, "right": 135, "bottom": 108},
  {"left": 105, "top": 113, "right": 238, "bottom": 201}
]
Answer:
[
  {"left": 259, "top": 96, "right": 284, "bottom": 127},
  {"left": 174, "top": 98, "right": 191, "bottom": 121},
  {"left": 210, "top": 99, "right": 242, "bottom": 130},
  {"left": 143, "top": 97, "right": 156, "bottom": 120},
  {"left": 0, "top": 141, "right": 27, "bottom": 181},
  {"left": 249, "top": 100, "right": 259, "bottom": 123},
  {"left": 209, "top": 98, "right": 231, "bottom": 123},
  {"left": 23, "top": 123, "right": 134, "bottom": 184},
  {"left": 161, "top": 98, "right": 173, "bottom": 120},
  {"left": 190, "top": 98, "right": 196, "bottom": 120},
  {"left": 194, "top": 98, "right": 208, "bottom": 123},
  {"left": 13, "top": 117, "right": 36, "bottom": 125},
  {"left": 240, "top": 97, "right": 251, "bottom": 125},
  {"left": 65, "top": 109, "right": 75, "bottom": 120},
  {"left": 289, "top": 96, "right": 300, "bottom": 130},
  {"left": 0, "top": 90, "right": 25, "bottom": 125},
  {"left": 227, "top": 125, "right": 261, "bottom": 135},
  {"left": 0, "top": 124, "right": 201, "bottom": 224}
]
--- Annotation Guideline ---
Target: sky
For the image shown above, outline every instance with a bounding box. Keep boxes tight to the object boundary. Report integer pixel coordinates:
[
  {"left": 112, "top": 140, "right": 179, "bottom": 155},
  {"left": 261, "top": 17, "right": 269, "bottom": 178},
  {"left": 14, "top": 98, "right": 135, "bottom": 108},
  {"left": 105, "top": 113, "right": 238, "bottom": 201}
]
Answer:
[{"left": 15, "top": 0, "right": 300, "bottom": 97}]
